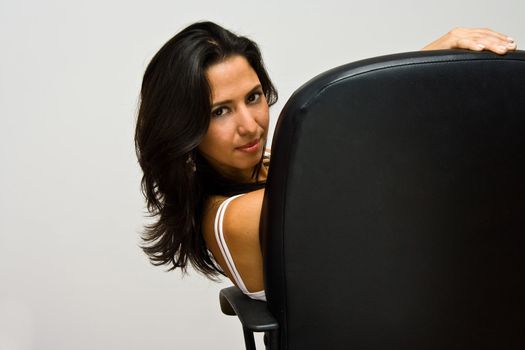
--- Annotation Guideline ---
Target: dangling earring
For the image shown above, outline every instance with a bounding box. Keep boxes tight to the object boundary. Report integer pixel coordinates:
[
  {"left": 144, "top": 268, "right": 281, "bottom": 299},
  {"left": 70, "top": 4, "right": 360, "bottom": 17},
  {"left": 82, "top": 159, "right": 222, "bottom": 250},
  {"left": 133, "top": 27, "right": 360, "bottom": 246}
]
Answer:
[{"left": 186, "top": 153, "right": 197, "bottom": 172}]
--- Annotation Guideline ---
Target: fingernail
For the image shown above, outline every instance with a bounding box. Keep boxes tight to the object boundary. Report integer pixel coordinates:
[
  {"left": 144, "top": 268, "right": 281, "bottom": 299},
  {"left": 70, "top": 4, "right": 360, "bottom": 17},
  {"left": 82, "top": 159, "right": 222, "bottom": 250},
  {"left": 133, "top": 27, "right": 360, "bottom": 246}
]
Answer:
[
  {"left": 507, "top": 37, "right": 515, "bottom": 43},
  {"left": 507, "top": 42, "right": 516, "bottom": 48},
  {"left": 477, "top": 43, "right": 486, "bottom": 50}
]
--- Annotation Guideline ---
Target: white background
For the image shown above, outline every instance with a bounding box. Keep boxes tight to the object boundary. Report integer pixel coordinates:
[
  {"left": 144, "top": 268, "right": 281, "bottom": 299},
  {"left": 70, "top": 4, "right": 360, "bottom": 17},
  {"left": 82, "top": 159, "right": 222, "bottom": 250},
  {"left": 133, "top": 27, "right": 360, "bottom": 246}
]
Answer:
[{"left": 1, "top": 0, "right": 523, "bottom": 349}]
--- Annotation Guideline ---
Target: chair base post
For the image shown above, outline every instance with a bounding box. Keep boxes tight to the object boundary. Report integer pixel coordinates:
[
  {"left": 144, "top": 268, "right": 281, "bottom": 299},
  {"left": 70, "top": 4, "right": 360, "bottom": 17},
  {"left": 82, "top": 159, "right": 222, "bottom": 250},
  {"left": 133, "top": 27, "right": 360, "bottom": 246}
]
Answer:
[{"left": 242, "top": 326, "right": 256, "bottom": 350}]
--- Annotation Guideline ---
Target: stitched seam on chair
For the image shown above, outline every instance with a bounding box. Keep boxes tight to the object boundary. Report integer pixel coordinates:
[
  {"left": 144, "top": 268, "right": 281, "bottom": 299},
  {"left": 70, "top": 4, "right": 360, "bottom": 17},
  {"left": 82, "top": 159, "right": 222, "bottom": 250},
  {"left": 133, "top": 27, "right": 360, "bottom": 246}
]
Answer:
[{"left": 300, "top": 57, "right": 525, "bottom": 111}]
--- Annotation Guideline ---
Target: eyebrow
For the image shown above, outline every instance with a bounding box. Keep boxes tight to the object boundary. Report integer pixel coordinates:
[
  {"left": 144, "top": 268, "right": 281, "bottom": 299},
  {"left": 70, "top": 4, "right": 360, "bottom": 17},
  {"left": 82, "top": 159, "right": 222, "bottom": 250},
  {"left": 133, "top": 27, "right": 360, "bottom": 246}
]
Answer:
[{"left": 211, "top": 84, "right": 263, "bottom": 109}]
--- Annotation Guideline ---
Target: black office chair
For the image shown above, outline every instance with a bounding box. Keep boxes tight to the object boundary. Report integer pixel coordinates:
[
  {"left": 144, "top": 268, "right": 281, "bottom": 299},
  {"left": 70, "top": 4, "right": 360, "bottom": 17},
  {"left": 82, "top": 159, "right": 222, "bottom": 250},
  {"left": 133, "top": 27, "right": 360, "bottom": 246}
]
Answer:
[{"left": 220, "top": 50, "right": 525, "bottom": 350}]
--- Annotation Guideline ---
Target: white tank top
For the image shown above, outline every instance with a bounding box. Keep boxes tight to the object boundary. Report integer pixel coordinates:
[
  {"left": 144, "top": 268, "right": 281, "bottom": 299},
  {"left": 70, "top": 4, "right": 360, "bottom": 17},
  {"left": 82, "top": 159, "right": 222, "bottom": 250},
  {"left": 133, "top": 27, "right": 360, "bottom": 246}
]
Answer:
[{"left": 213, "top": 194, "right": 266, "bottom": 301}]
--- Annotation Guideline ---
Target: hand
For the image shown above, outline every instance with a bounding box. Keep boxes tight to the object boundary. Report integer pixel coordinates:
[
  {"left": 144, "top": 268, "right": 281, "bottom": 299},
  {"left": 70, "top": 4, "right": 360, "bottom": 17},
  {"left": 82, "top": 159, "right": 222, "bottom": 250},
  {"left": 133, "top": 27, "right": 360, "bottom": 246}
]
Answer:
[{"left": 421, "top": 27, "right": 517, "bottom": 55}]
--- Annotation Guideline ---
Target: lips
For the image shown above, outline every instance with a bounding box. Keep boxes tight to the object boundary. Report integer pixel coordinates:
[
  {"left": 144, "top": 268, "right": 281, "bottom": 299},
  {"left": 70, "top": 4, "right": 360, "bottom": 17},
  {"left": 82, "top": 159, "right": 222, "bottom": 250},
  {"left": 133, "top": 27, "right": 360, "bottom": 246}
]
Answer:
[{"left": 236, "top": 138, "right": 261, "bottom": 152}]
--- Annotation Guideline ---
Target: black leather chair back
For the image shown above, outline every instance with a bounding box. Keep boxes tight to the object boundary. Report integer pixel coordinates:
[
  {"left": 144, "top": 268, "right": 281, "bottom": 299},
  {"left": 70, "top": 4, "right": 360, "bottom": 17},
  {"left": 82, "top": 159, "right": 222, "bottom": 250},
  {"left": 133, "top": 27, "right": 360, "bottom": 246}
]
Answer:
[{"left": 261, "top": 50, "right": 525, "bottom": 349}]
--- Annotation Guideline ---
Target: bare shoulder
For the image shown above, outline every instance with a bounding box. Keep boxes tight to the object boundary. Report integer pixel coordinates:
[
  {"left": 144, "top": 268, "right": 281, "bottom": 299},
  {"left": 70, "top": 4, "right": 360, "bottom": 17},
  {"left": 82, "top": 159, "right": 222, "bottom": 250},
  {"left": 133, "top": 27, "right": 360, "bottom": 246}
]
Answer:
[
  {"left": 223, "top": 189, "right": 265, "bottom": 291},
  {"left": 201, "top": 189, "right": 265, "bottom": 292},
  {"left": 223, "top": 189, "right": 265, "bottom": 236},
  {"left": 201, "top": 189, "right": 265, "bottom": 230}
]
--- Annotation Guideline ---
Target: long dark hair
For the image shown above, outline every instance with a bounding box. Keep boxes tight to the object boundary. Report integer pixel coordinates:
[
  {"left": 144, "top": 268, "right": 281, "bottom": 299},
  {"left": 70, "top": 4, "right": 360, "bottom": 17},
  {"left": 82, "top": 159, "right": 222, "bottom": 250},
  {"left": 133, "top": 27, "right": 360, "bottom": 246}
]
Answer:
[{"left": 135, "top": 21, "right": 278, "bottom": 277}]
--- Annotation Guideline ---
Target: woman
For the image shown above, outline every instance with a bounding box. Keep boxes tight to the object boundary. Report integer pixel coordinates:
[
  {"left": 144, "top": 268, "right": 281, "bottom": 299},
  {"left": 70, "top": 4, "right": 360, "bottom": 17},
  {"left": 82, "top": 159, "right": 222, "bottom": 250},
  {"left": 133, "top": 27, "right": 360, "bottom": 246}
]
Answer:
[{"left": 135, "top": 22, "right": 517, "bottom": 301}]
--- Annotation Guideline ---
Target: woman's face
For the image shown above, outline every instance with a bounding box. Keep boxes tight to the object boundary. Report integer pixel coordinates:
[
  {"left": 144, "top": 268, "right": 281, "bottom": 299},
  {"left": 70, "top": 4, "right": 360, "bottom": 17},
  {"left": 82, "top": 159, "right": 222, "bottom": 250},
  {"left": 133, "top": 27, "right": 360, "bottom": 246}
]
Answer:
[{"left": 198, "top": 55, "right": 269, "bottom": 182}]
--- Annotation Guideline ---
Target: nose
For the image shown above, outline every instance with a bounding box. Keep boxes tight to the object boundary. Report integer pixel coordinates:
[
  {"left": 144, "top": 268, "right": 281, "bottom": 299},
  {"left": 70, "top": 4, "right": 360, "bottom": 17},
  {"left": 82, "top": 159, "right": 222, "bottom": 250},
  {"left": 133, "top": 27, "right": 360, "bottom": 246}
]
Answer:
[{"left": 236, "top": 104, "right": 258, "bottom": 136}]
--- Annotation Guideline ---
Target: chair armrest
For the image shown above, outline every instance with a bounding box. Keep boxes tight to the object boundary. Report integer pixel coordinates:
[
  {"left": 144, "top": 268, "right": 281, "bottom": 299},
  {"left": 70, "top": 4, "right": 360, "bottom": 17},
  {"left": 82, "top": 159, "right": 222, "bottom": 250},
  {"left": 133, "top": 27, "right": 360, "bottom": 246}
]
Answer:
[{"left": 219, "top": 286, "right": 279, "bottom": 332}]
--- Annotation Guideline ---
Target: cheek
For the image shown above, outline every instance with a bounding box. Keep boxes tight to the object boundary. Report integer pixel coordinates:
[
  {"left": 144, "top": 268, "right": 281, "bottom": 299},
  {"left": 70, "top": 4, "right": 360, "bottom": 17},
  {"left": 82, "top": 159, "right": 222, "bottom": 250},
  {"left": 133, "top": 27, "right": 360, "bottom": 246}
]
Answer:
[
  {"left": 199, "top": 121, "right": 230, "bottom": 153},
  {"left": 198, "top": 127, "right": 216, "bottom": 154},
  {"left": 258, "top": 105, "right": 270, "bottom": 130}
]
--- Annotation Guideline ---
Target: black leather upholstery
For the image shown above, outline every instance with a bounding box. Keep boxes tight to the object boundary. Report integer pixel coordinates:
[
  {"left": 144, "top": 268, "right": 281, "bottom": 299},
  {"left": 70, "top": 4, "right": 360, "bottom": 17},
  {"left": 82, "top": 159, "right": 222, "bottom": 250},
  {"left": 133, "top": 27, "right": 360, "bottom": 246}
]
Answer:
[{"left": 260, "top": 50, "right": 525, "bottom": 349}]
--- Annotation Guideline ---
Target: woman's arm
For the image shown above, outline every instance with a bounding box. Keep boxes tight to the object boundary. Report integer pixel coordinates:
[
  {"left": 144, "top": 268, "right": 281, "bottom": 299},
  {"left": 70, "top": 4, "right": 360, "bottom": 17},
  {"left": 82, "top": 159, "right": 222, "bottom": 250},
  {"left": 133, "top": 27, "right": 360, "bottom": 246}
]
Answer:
[
  {"left": 422, "top": 27, "right": 517, "bottom": 54},
  {"left": 221, "top": 190, "right": 265, "bottom": 292},
  {"left": 202, "top": 189, "right": 265, "bottom": 293}
]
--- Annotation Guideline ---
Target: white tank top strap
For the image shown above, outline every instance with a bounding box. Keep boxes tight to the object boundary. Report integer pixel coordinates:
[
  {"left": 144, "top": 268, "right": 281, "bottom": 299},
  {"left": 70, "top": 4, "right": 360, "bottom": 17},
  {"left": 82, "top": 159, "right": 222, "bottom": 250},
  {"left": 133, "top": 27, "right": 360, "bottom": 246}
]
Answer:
[{"left": 213, "top": 194, "right": 266, "bottom": 301}]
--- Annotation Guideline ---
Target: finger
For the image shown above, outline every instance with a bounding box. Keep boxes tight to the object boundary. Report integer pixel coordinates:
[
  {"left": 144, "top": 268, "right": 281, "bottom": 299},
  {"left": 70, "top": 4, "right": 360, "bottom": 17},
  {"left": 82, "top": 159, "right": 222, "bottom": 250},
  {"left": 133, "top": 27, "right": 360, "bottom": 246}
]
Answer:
[
  {"left": 474, "top": 28, "right": 513, "bottom": 42},
  {"left": 453, "top": 27, "right": 517, "bottom": 49},
  {"left": 456, "top": 27, "right": 518, "bottom": 54},
  {"left": 479, "top": 37, "right": 517, "bottom": 54},
  {"left": 457, "top": 38, "right": 511, "bottom": 55},
  {"left": 476, "top": 29, "right": 516, "bottom": 47},
  {"left": 457, "top": 38, "right": 489, "bottom": 52},
  {"left": 471, "top": 29, "right": 518, "bottom": 52}
]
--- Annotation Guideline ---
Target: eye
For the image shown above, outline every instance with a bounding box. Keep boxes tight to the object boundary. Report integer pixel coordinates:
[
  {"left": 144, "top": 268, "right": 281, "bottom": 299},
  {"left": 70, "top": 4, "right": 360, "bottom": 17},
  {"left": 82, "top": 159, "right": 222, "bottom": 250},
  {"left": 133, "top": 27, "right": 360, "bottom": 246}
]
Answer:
[
  {"left": 211, "top": 106, "right": 228, "bottom": 117},
  {"left": 247, "top": 91, "right": 262, "bottom": 104}
]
